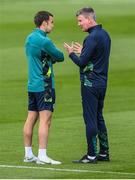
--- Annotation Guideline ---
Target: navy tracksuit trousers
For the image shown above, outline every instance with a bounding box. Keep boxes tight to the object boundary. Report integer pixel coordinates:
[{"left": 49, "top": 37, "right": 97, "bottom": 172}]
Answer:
[{"left": 81, "top": 84, "right": 109, "bottom": 156}]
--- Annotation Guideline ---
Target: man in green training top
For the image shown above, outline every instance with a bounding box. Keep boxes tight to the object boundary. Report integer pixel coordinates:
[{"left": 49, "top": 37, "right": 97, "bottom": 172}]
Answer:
[{"left": 23, "top": 11, "right": 64, "bottom": 165}]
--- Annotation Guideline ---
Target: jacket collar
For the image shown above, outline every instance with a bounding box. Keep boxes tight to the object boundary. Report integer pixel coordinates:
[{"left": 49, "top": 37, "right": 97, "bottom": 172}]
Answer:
[
  {"left": 87, "top": 24, "right": 102, "bottom": 33},
  {"left": 34, "top": 28, "right": 47, "bottom": 36}
]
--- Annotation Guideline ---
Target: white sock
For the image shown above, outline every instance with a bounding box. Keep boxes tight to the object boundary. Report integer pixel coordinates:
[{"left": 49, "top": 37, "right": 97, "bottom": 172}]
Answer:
[
  {"left": 25, "top": 147, "right": 33, "bottom": 158},
  {"left": 87, "top": 155, "right": 96, "bottom": 160},
  {"left": 38, "top": 149, "right": 47, "bottom": 159}
]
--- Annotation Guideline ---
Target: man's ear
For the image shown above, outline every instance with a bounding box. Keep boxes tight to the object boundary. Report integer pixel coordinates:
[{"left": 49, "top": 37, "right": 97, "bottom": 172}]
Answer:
[
  {"left": 42, "top": 20, "right": 47, "bottom": 26},
  {"left": 87, "top": 16, "right": 92, "bottom": 23}
]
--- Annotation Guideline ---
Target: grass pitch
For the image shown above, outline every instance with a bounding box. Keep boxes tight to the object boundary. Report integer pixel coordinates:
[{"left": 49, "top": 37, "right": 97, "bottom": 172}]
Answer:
[{"left": 0, "top": 0, "right": 135, "bottom": 178}]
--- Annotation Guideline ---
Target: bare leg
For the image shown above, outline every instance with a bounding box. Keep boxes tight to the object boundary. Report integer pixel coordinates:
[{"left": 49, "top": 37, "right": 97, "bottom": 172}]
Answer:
[
  {"left": 37, "top": 110, "right": 61, "bottom": 165},
  {"left": 38, "top": 110, "right": 52, "bottom": 149},
  {"left": 23, "top": 111, "right": 38, "bottom": 147}
]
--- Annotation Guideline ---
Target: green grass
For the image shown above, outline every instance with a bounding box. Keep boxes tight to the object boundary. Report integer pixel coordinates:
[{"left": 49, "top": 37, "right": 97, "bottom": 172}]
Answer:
[{"left": 0, "top": 0, "right": 135, "bottom": 178}]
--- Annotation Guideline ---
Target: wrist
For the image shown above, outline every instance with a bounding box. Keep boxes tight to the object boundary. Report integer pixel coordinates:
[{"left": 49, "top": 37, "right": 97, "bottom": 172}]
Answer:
[{"left": 69, "top": 52, "right": 74, "bottom": 57}]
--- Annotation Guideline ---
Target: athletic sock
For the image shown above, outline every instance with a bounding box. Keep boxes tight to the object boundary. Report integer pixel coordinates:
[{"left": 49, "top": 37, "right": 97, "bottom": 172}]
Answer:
[
  {"left": 25, "top": 146, "right": 34, "bottom": 158},
  {"left": 99, "top": 154, "right": 107, "bottom": 157},
  {"left": 87, "top": 155, "right": 96, "bottom": 160},
  {"left": 38, "top": 149, "right": 47, "bottom": 159}
]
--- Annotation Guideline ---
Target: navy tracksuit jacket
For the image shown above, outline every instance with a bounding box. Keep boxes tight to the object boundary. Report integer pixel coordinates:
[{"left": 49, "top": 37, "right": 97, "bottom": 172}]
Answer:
[{"left": 69, "top": 25, "right": 111, "bottom": 156}]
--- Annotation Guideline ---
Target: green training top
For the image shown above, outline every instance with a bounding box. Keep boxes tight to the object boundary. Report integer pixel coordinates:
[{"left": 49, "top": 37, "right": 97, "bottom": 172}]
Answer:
[{"left": 25, "top": 28, "right": 64, "bottom": 92}]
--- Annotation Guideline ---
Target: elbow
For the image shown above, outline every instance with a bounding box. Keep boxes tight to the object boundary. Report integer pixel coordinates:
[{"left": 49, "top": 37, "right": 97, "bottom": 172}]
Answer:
[
  {"left": 61, "top": 54, "right": 64, "bottom": 61},
  {"left": 78, "top": 62, "right": 86, "bottom": 68},
  {"left": 52, "top": 53, "right": 64, "bottom": 62},
  {"left": 57, "top": 54, "right": 64, "bottom": 62}
]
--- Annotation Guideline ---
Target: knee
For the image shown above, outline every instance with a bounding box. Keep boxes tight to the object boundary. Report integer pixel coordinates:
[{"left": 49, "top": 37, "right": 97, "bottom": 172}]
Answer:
[
  {"left": 45, "top": 117, "right": 52, "bottom": 127},
  {"left": 86, "top": 124, "right": 97, "bottom": 136},
  {"left": 44, "top": 113, "right": 52, "bottom": 126},
  {"left": 23, "top": 124, "right": 32, "bottom": 137}
]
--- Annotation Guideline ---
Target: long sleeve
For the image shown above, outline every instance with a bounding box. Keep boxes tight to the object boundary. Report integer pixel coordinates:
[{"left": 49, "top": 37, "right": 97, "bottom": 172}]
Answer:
[
  {"left": 69, "top": 36, "right": 97, "bottom": 68},
  {"left": 42, "top": 38, "right": 64, "bottom": 62}
]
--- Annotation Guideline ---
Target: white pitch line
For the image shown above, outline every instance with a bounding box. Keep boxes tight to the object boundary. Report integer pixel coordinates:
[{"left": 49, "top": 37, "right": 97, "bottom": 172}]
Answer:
[{"left": 0, "top": 164, "right": 135, "bottom": 177}]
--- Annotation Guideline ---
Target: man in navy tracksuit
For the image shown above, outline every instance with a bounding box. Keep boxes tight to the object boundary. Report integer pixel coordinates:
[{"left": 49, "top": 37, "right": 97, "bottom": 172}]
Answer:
[{"left": 64, "top": 7, "right": 111, "bottom": 163}]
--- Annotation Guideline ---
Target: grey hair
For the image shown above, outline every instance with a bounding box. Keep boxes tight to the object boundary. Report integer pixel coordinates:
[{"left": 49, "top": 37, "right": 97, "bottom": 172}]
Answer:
[{"left": 76, "top": 7, "right": 96, "bottom": 21}]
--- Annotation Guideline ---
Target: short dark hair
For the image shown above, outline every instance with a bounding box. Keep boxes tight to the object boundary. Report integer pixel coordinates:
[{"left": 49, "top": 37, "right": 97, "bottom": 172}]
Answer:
[
  {"left": 76, "top": 7, "right": 96, "bottom": 20},
  {"left": 34, "top": 11, "right": 53, "bottom": 27}
]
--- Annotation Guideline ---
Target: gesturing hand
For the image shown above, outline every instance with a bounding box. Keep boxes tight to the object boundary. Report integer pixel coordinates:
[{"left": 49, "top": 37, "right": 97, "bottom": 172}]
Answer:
[
  {"left": 64, "top": 42, "right": 74, "bottom": 55},
  {"left": 73, "top": 42, "right": 82, "bottom": 54}
]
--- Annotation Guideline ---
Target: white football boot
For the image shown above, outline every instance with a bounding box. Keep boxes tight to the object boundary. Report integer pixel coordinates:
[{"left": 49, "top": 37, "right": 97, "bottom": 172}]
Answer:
[
  {"left": 36, "top": 156, "right": 62, "bottom": 165},
  {"left": 24, "top": 155, "right": 38, "bottom": 163}
]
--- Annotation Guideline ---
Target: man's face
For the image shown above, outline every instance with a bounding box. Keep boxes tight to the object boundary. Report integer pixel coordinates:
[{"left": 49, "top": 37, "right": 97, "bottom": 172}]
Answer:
[
  {"left": 45, "top": 16, "right": 54, "bottom": 33},
  {"left": 77, "top": 14, "right": 91, "bottom": 32}
]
